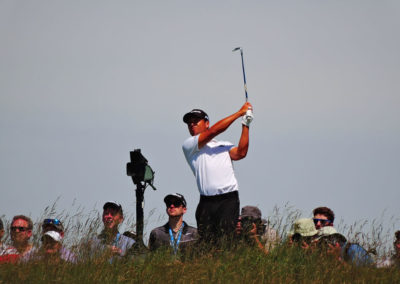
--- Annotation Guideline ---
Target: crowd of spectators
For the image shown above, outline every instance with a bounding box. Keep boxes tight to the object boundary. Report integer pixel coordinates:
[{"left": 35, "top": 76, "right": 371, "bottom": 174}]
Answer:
[{"left": 0, "top": 201, "right": 398, "bottom": 268}]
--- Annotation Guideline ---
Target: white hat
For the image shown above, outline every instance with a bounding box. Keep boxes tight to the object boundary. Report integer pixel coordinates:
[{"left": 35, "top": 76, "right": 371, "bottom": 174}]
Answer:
[{"left": 43, "top": 230, "right": 62, "bottom": 242}]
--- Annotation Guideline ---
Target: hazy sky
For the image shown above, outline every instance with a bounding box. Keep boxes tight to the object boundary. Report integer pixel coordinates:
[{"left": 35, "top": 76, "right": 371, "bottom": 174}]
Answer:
[{"left": 1, "top": 1, "right": 399, "bottom": 240}]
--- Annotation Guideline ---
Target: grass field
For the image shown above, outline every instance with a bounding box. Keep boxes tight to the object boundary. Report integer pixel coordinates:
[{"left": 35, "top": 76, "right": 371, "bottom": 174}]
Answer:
[
  {"left": 1, "top": 245, "right": 399, "bottom": 283},
  {"left": 1, "top": 204, "right": 399, "bottom": 283}
]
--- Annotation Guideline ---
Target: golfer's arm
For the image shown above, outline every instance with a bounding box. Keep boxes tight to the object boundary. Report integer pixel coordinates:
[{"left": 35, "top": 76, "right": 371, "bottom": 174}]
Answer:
[
  {"left": 229, "top": 125, "right": 249, "bottom": 161},
  {"left": 198, "top": 112, "right": 242, "bottom": 149}
]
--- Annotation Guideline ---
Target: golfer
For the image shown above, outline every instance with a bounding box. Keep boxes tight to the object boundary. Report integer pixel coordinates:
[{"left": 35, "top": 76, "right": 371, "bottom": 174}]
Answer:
[{"left": 182, "top": 102, "right": 253, "bottom": 244}]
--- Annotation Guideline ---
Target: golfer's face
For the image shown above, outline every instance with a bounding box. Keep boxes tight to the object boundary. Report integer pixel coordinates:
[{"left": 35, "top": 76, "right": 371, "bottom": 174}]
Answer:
[{"left": 187, "top": 118, "right": 209, "bottom": 136}]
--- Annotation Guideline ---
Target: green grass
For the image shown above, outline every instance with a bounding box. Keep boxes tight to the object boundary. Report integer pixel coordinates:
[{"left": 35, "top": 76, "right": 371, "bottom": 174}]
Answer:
[{"left": 1, "top": 245, "right": 399, "bottom": 283}]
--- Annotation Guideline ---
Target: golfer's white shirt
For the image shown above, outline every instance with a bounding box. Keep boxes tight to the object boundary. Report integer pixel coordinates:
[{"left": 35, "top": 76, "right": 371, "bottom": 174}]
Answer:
[{"left": 182, "top": 135, "right": 239, "bottom": 196}]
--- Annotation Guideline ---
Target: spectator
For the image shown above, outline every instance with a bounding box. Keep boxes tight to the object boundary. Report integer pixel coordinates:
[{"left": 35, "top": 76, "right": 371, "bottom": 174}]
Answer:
[
  {"left": 289, "top": 218, "right": 319, "bottom": 250},
  {"left": 313, "top": 207, "right": 336, "bottom": 231},
  {"left": 0, "top": 215, "right": 35, "bottom": 262},
  {"left": 10, "top": 215, "right": 35, "bottom": 258},
  {"left": 395, "top": 230, "right": 400, "bottom": 266},
  {"left": 236, "top": 206, "right": 273, "bottom": 254},
  {"left": 182, "top": 102, "right": 253, "bottom": 244},
  {"left": 377, "top": 230, "right": 400, "bottom": 268},
  {"left": 42, "top": 218, "right": 64, "bottom": 236},
  {"left": 316, "top": 232, "right": 347, "bottom": 261},
  {"left": 317, "top": 232, "right": 373, "bottom": 267},
  {"left": 0, "top": 218, "right": 4, "bottom": 248},
  {"left": 149, "top": 193, "right": 198, "bottom": 254},
  {"left": 89, "top": 201, "right": 135, "bottom": 261},
  {"left": 39, "top": 230, "right": 76, "bottom": 263},
  {"left": 38, "top": 218, "right": 76, "bottom": 263}
]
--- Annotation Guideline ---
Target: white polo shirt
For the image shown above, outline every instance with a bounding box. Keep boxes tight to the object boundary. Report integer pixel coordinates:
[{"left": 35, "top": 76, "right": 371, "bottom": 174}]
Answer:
[{"left": 182, "top": 135, "right": 239, "bottom": 196}]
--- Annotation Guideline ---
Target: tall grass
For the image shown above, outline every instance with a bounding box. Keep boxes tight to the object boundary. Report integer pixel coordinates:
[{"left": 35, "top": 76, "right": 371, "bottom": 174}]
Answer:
[{"left": 1, "top": 203, "right": 399, "bottom": 283}]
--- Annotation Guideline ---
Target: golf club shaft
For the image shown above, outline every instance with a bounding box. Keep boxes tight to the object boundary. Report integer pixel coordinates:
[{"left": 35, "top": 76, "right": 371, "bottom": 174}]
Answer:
[{"left": 240, "top": 49, "right": 248, "bottom": 102}]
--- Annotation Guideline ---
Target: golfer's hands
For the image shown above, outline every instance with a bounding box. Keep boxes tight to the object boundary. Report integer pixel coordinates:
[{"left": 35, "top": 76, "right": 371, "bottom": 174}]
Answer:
[
  {"left": 239, "top": 102, "right": 253, "bottom": 115},
  {"left": 239, "top": 102, "right": 253, "bottom": 127},
  {"left": 241, "top": 109, "right": 253, "bottom": 127}
]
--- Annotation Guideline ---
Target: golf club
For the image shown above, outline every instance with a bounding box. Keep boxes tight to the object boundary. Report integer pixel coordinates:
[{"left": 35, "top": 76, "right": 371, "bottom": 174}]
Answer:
[{"left": 232, "top": 47, "right": 248, "bottom": 102}]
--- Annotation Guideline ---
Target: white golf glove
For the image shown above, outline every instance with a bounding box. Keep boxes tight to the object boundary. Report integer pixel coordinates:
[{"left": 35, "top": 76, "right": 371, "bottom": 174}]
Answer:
[{"left": 241, "top": 109, "right": 254, "bottom": 127}]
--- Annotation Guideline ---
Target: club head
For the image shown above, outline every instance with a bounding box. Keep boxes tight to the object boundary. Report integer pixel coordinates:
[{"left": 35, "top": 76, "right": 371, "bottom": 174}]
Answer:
[{"left": 232, "top": 47, "right": 242, "bottom": 52}]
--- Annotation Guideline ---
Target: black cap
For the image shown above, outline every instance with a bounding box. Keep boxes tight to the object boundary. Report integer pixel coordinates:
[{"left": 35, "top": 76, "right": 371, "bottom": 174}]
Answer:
[
  {"left": 183, "top": 109, "right": 209, "bottom": 124},
  {"left": 103, "top": 201, "right": 123, "bottom": 216},
  {"left": 164, "top": 193, "right": 187, "bottom": 208}
]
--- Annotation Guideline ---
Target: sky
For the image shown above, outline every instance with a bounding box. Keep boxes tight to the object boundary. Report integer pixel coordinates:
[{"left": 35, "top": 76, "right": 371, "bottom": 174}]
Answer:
[{"left": 1, "top": 1, "right": 399, "bottom": 242}]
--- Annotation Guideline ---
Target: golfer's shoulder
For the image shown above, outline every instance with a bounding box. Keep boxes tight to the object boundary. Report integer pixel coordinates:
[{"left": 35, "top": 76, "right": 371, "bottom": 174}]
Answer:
[{"left": 182, "top": 135, "right": 198, "bottom": 152}]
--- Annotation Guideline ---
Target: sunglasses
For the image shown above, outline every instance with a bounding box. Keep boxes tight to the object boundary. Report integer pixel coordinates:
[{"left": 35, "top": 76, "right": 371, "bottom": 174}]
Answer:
[
  {"left": 313, "top": 218, "right": 332, "bottom": 226},
  {"left": 43, "top": 219, "right": 61, "bottom": 226},
  {"left": 166, "top": 201, "right": 183, "bottom": 208},
  {"left": 186, "top": 117, "right": 203, "bottom": 124},
  {"left": 11, "top": 226, "right": 30, "bottom": 232}
]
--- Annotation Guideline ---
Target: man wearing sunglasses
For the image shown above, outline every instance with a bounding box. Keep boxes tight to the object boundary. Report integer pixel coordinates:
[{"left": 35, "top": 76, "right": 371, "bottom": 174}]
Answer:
[
  {"left": 313, "top": 207, "right": 336, "bottom": 231},
  {"left": 182, "top": 102, "right": 253, "bottom": 245},
  {"left": 0, "top": 215, "right": 35, "bottom": 262},
  {"left": 149, "top": 193, "right": 198, "bottom": 254}
]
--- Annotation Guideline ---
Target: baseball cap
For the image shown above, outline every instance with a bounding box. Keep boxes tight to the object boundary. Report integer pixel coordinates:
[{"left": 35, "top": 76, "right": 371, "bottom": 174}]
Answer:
[
  {"left": 241, "top": 206, "right": 262, "bottom": 220},
  {"left": 164, "top": 193, "right": 187, "bottom": 208},
  {"left": 183, "top": 109, "right": 209, "bottom": 124},
  {"left": 103, "top": 201, "right": 123, "bottom": 215},
  {"left": 290, "top": 218, "right": 318, "bottom": 237},
  {"left": 42, "top": 231, "right": 62, "bottom": 243}
]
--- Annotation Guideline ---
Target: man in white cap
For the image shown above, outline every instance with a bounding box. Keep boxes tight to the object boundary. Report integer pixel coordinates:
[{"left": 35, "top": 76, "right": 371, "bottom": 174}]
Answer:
[
  {"left": 182, "top": 102, "right": 254, "bottom": 244},
  {"left": 149, "top": 193, "right": 198, "bottom": 254},
  {"left": 90, "top": 201, "right": 135, "bottom": 260},
  {"left": 40, "top": 218, "right": 76, "bottom": 263},
  {"left": 40, "top": 230, "right": 76, "bottom": 263}
]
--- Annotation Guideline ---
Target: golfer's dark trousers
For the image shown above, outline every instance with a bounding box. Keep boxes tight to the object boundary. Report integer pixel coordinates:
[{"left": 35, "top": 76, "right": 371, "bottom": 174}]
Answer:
[{"left": 195, "top": 191, "right": 239, "bottom": 245}]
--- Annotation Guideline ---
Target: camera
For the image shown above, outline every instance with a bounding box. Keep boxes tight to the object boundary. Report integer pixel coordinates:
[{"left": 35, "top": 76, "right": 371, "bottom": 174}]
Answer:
[
  {"left": 126, "top": 149, "right": 155, "bottom": 187},
  {"left": 241, "top": 217, "right": 255, "bottom": 235}
]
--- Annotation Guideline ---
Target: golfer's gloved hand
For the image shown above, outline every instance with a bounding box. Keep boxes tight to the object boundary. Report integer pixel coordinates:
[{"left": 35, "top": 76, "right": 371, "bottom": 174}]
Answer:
[{"left": 241, "top": 109, "right": 254, "bottom": 127}]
